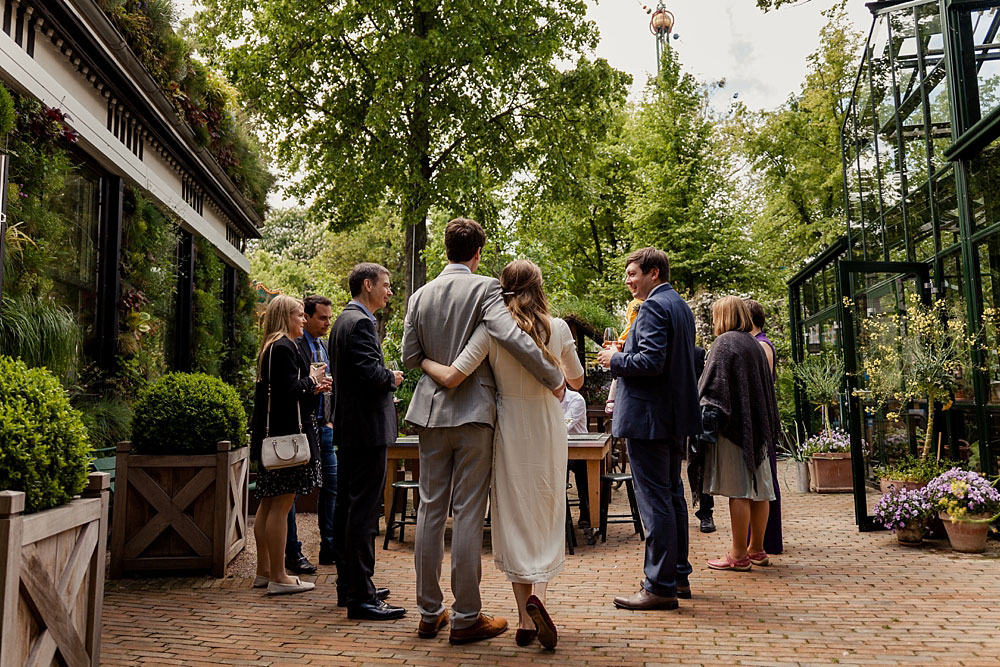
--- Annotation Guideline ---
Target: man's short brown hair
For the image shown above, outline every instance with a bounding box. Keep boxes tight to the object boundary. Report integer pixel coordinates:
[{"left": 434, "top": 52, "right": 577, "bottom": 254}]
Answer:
[
  {"left": 445, "top": 218, "right": 486, "bottom": 263},
  {"left": 348, "top": 263, "right": 389, "bottom": 297},
  {"left": 625, "top": 247, "right": 670, "bottom": 282}
]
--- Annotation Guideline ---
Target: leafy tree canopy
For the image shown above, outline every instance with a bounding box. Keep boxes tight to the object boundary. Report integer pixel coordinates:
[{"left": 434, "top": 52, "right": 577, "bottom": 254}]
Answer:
[{"left": 197, "top": 0, "right": 628, "bottom": 296}]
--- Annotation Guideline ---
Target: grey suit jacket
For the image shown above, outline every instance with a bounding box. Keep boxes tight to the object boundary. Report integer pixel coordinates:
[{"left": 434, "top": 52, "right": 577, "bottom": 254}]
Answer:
[{"left": 402, "top": 264, "right": 564, "bottom": 428}]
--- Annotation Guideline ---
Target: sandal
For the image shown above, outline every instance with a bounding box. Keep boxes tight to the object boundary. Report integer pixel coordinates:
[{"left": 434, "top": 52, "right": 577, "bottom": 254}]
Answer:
[
  {"left": 748, "top": 551, "right": 769, "bottom": 566},
  {"left": 707, "top": 553, "right": 752, "bottom": 571}
]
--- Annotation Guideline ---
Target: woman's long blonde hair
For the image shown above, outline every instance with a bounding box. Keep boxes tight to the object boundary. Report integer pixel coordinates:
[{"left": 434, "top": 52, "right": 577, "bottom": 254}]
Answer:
[
  {"left": 500, "top": 260, "right": 562, "bottom": 370},
  {"left": 712, "top": 295, "right": 753, "bottom": 337},
  {"left": 256, "top": 294, "right": 303, "bottom": 380}
]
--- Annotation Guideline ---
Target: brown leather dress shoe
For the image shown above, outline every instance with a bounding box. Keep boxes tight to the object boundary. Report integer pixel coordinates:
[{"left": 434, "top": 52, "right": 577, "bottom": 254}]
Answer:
[
  {"left": 613, "top": 587, "right": 679, "bottom": 610},
  {"left": 449, "top": 613, "right": 508, "bottom": 644},
  {"left": 417, "top": 609, "right": 449, "bottom": 639}
]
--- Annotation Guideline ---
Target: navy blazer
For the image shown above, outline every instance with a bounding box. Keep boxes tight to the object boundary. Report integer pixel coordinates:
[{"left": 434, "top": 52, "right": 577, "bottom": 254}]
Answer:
[
  {"left": 610, "top": 282, "right": 701, "bottom": 440},
  {"left": 329, "top": 303, "right": 398, "bottom": 448}
]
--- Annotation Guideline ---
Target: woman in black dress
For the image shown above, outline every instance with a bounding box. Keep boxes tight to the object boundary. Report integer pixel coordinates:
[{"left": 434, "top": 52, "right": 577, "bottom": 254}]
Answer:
[{"left": 251, "top": 295, "right": 329, "bottom": 595}]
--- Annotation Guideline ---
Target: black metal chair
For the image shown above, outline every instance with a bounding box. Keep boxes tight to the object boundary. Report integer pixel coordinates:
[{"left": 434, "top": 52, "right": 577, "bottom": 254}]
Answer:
[
  {"left": 383, "top": 479, "right": 419, "bottom": 549},
  {"left": 599, "top": 472, "right": 644, "bottom": 542}
]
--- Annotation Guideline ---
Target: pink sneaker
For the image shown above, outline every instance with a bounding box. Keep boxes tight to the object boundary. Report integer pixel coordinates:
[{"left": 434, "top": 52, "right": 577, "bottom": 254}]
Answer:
[
  {"left": 748, "top": 551, "right": 769, "bottom": 566},
  {"left": 707, "top": 553, "right": 752, "bottom": 571}
]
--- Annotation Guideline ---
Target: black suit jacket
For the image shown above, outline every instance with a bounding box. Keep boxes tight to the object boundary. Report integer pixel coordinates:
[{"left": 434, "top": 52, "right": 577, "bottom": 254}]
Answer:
[
  {"left": 329, "top": 303, "right": 397, "bottom": 448},
  {"left": 250, "top": 337, "right": 321, "bottom": 464},
  {"left": 295, "top": 335, "right": 334, "bottom": 424},
  {"left": 610, "top": 282, "right": 701, "bottom": 440}
]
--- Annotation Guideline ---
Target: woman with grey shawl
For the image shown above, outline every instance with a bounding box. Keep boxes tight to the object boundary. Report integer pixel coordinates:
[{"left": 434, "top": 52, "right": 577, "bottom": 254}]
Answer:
[{"left": 698, "top": 296, "right": 780, "bottom": 571}]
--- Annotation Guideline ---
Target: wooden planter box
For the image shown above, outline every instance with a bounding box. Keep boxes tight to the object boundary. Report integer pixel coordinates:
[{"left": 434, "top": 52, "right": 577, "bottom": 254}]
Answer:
[
  {"left": 808, "top": 453, "right": 854, "bottom": 493},
  {"left": 0, "top": 472, "right": 110, "bottom": 667},
  {"left": 110, "top": 441, "right": 248, "bottom": 578}
]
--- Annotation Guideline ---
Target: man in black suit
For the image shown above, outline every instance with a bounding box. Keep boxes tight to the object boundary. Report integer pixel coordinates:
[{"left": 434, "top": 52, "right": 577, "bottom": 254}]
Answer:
[
  {"left": 597, "top": 247, "right": 701, "bottom": 611},
  {"left": 329, "top": 262, "right": 405, "bottom": 621},
  {"left": 285, "top": 295, "right": 337, "bottom": 575}
]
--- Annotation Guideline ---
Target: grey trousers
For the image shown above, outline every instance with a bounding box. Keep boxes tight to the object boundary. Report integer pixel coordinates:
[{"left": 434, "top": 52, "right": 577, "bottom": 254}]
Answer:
[{"left": 414, "top": 423, "right": 494, "bottom": 629}]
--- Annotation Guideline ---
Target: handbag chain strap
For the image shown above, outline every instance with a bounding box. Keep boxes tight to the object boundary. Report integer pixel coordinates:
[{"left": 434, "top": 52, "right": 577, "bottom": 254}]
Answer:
[{"left": 265, "top": 340, "right": 304, "bottom": 438}]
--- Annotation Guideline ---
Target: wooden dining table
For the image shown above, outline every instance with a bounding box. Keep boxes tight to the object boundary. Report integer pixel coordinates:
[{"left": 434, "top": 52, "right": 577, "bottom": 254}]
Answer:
[{"left": 386, "top": 433, "right": 612, "bottom": 535}]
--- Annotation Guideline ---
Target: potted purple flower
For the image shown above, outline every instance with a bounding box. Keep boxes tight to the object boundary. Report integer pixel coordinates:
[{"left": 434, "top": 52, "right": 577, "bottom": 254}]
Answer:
[
  {"left": 925, "top": 468, "right": 1000, "bottom": 553},
  {"left": 804, "top": 428, "right": 857, "bottom": 493},
  {"left": 872, "top": 487, "right": 933, "bottom": 545}
]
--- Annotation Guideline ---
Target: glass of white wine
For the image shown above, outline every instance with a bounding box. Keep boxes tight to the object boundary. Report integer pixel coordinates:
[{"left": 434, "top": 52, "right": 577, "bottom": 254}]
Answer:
[{"left": 603, "top": 327, "right": 619, "bottom": 349}]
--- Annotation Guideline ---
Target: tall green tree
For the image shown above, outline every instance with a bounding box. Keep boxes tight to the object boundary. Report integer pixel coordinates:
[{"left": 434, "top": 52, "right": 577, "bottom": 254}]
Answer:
[
  {"left": 623, "top": 47, "right": 758, "bottom": 294},
  {"left": 738, "top": 1, "right": 863, "bottom": 281},
  {"left": 197, "top": 0, "right": 626, "bottom": 296}
]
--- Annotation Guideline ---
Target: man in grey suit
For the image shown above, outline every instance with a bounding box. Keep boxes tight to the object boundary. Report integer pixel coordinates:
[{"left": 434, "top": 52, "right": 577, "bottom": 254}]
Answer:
[{"left": 402, "top": 218, "right": 565, "bottom": 645}]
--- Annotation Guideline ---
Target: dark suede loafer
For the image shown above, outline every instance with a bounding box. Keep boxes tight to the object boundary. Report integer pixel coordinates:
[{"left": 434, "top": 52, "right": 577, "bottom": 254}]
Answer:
[
  {"left": 285, "top": 554, "right": 317, "bottom": 575},
  {"left": 347, "top": 598, "right": 406, "bottom": 621}
]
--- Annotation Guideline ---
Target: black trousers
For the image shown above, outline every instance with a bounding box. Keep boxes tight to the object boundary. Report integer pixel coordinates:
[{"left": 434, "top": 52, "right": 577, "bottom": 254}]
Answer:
[
  {"left": 695, "top": 493, "right": 714, "bottom": 521},
  {"left": 333, "top": 445, "right": 387, "bottom": 604}
]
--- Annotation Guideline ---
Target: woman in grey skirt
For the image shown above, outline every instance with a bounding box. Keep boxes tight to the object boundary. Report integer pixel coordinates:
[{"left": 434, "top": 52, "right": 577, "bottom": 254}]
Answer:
[{"left": 698, "top": 296, "right": 780, "bottom": 572}]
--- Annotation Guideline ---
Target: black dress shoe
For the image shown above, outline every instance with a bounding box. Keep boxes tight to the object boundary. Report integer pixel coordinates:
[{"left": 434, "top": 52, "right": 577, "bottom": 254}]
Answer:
[
  {"left": 347, "top": 598, "right": 406, "bottom": 621},
  {"left": 338, "top": 587, "right": 390, "bottom": 607},
  {"left": 285, "top": 554, "right": 317, "bottom": 575},
  {"left": 699, "top": 517, "right": 716, "bottom": 533},
  {"left": 318, "top": 549, "right": 336, "bottom": 566}
]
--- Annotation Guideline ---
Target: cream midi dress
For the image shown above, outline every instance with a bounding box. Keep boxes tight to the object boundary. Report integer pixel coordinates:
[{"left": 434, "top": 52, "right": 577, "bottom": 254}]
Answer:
[{"left": 453, "top": 317, "right": 584, "bottom": 583}]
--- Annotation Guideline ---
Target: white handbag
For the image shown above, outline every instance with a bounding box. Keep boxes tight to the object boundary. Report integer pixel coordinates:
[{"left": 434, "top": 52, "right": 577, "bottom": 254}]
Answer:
[{"left": 261, "top": 345, "right": 312, "bottom": 471}]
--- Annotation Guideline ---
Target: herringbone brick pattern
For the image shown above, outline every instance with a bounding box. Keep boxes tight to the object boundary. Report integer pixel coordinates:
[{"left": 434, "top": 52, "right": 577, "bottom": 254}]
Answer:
[{"left": 101, "top": 467, "right": 1000, "bottom": 665}]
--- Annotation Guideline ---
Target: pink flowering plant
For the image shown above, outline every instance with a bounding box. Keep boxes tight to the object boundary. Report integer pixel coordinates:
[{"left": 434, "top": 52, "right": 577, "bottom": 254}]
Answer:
[
  {"left": 872, "top": 487, "right": 933, "bottom": 532},
  {"left": 925, "top": 468, "right": 1000, "bottom": 523}
]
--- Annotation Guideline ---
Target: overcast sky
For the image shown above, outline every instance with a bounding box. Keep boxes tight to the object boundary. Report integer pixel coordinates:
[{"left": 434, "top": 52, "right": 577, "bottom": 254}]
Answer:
[{"left": 177, "top": 0, "right": 874, "bottom": 112}]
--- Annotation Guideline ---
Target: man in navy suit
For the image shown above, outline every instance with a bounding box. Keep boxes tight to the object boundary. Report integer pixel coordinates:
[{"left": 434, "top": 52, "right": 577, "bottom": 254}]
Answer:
[{"left": 598, "top": 247, "right": 701, "bottom": 610}]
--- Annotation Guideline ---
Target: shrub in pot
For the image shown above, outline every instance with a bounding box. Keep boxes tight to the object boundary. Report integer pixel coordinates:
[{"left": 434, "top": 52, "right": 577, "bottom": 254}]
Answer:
[
  {"left": 112, "top": 372, "right": 250, "bottom": 578},
  {"left": 0, "top": 355, "right": 92, "bottom": 512},
  {"left": 872, "top": 487, "right": 933, "bottom": 545},
  {"left": 131, "top": 371, "right": 247, "bottom": 453},
  {"left": 0, "top": 355, "right": 108, "bottom": 665},
  {"left": 925, "top": 468, "right": 1000, "bottom": 553}
]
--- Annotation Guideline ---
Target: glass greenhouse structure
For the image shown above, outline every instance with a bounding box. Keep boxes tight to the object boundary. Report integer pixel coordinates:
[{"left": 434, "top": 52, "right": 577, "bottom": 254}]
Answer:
[{"left": 788, "top": 0, "right": 1000, "bottom": 528}]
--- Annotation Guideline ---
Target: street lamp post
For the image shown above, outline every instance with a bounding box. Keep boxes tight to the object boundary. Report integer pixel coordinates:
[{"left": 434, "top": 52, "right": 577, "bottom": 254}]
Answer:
[{"left": 649, "top": 2, "right": 675, "bottom": 74}]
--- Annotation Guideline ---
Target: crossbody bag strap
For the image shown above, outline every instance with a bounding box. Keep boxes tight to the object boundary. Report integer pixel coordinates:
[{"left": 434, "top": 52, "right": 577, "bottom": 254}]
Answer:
[{"left": 265, "top": 340, "right": 304, "bottom": 438}]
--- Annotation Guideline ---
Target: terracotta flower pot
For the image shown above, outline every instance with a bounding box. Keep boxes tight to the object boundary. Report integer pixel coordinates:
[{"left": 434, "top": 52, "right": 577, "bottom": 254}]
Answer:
[
  {"left": 938, "top": 511, "right": 991, "bottom": 553},
  {"left": 896, "top": 522, "right": 924, "bottom": 546},
  {"left": 808, "top": 453, "right": 853, "bottom": 493},
  {"left": 879, "top": 479, "right": 927, "bottom": 495}
]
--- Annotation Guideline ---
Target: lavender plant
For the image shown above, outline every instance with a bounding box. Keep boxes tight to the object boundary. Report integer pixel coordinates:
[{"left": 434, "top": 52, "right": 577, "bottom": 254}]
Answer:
[
  {"left": 925, "top": 468, "right": 1000, "bottom": 522},
  {"left": 872, "top": 487, "right": 933, "bottom": 532}
]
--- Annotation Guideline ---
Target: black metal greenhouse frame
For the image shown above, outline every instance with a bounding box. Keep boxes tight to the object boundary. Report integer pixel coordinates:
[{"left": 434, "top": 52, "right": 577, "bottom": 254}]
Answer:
[{"left": 789, "top": 0, "right": 1000, "bottom": 529}]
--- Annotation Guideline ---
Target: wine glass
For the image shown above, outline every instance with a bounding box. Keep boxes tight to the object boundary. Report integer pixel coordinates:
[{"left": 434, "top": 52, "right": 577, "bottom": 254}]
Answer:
[
  {"left": 388, "top": 360, "right": 400, "bottom": 372},
  {"left": 603, "top": 327, "right": 619, "bottom": 349}
]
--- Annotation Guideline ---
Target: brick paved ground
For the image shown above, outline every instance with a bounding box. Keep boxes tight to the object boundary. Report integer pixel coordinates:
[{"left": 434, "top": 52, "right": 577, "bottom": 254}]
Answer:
[{"left": 102, "top": 466, "right": 1000, "bottom": 666}]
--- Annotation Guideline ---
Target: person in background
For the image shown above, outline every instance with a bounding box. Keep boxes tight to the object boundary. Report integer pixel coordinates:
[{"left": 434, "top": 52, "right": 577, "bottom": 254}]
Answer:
[
  {"left": 743, "top": 298, "right": 782, "bottom": 555},
  {"left": 250, "top": 295, "right": 329, "bottom": 595},
  {"left": 598, "top": 247, "right": 701, "bottom": 611},
  {"left": 699, "top": 297, "right": 779, "bottom": 572},
  {"left": 690, "top": 345, "right": 716, "bottom": 534},
  {"left": 562, "top": 386, "right": 590, "bottom": 528},
  {"left": 284, "top": 295, "right": 337, "bottom": 576},
  {"left": 329, "top": 263, "right": 405, "bottom": 620}
]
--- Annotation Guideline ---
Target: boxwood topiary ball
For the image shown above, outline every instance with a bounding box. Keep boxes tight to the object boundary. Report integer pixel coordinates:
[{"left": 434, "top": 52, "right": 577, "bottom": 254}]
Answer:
[
  {"left": 131, "top": 372, "right": 248, "bottom": 454},
  {"left": 0, "top": 355, "right": 92, "bottom": 513}
]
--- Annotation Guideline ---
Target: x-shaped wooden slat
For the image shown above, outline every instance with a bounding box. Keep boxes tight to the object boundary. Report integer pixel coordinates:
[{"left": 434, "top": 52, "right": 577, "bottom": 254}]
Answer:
[
  {"left": 226, "top": 459, "right": 247, "bottom": 548},
  {"left": 20, "top": 521, "right": 98, "bottom": 667},
  {"left": 124, "top": 468, "right": 214, "bottom": 559}
]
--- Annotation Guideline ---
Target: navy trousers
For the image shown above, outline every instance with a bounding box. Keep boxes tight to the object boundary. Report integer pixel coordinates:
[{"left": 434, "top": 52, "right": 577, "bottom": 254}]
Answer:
[
  {"left": 626, "top": 437, "right": 692, "bottom": 597},
  {"left": 286, "top": 425, "right": 337, "bottom": 560}
]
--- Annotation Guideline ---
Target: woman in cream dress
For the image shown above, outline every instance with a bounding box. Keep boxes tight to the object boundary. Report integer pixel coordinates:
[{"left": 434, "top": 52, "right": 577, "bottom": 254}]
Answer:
[{"left": 421, "top": 260, "right": 584, "bottom": 649}]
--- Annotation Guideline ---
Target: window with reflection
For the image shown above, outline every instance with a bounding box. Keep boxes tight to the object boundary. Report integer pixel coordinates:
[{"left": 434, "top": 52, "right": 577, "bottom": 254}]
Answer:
[
  {"left": 976, "top": 234, "right": 1000, "bottom": 405},
  {"left": 932, "top": 167, "right": 960, "bottom": 250},
  {"left": 904, "top": 182, "right": 936, "bottom": 261},
  {"left": 49, "top": 166, "right": 101, "bottom": 362},
  {"left": 968, "top": 136, "right": 1000, "bottom": 232},
  {"left": 971, "top": 8, "right": 1000, "bottom": 123}
]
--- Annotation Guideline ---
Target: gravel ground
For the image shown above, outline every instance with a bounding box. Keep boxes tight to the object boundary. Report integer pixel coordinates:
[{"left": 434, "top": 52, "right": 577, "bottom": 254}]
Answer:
[{"left": 227, "top": 512, "right": 323, "bottom": 578}]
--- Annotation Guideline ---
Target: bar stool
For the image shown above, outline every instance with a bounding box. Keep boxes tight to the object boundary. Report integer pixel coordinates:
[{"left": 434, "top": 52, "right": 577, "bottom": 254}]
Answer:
[
  {"left": 599, "top": 472, "right": 644, "bottom": 542},
  {"left": 565, "top": 494, "right": 577, "bottom": 555},
  {"left": 383, "top": 479, "right": 419, "bottom": 549}
]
